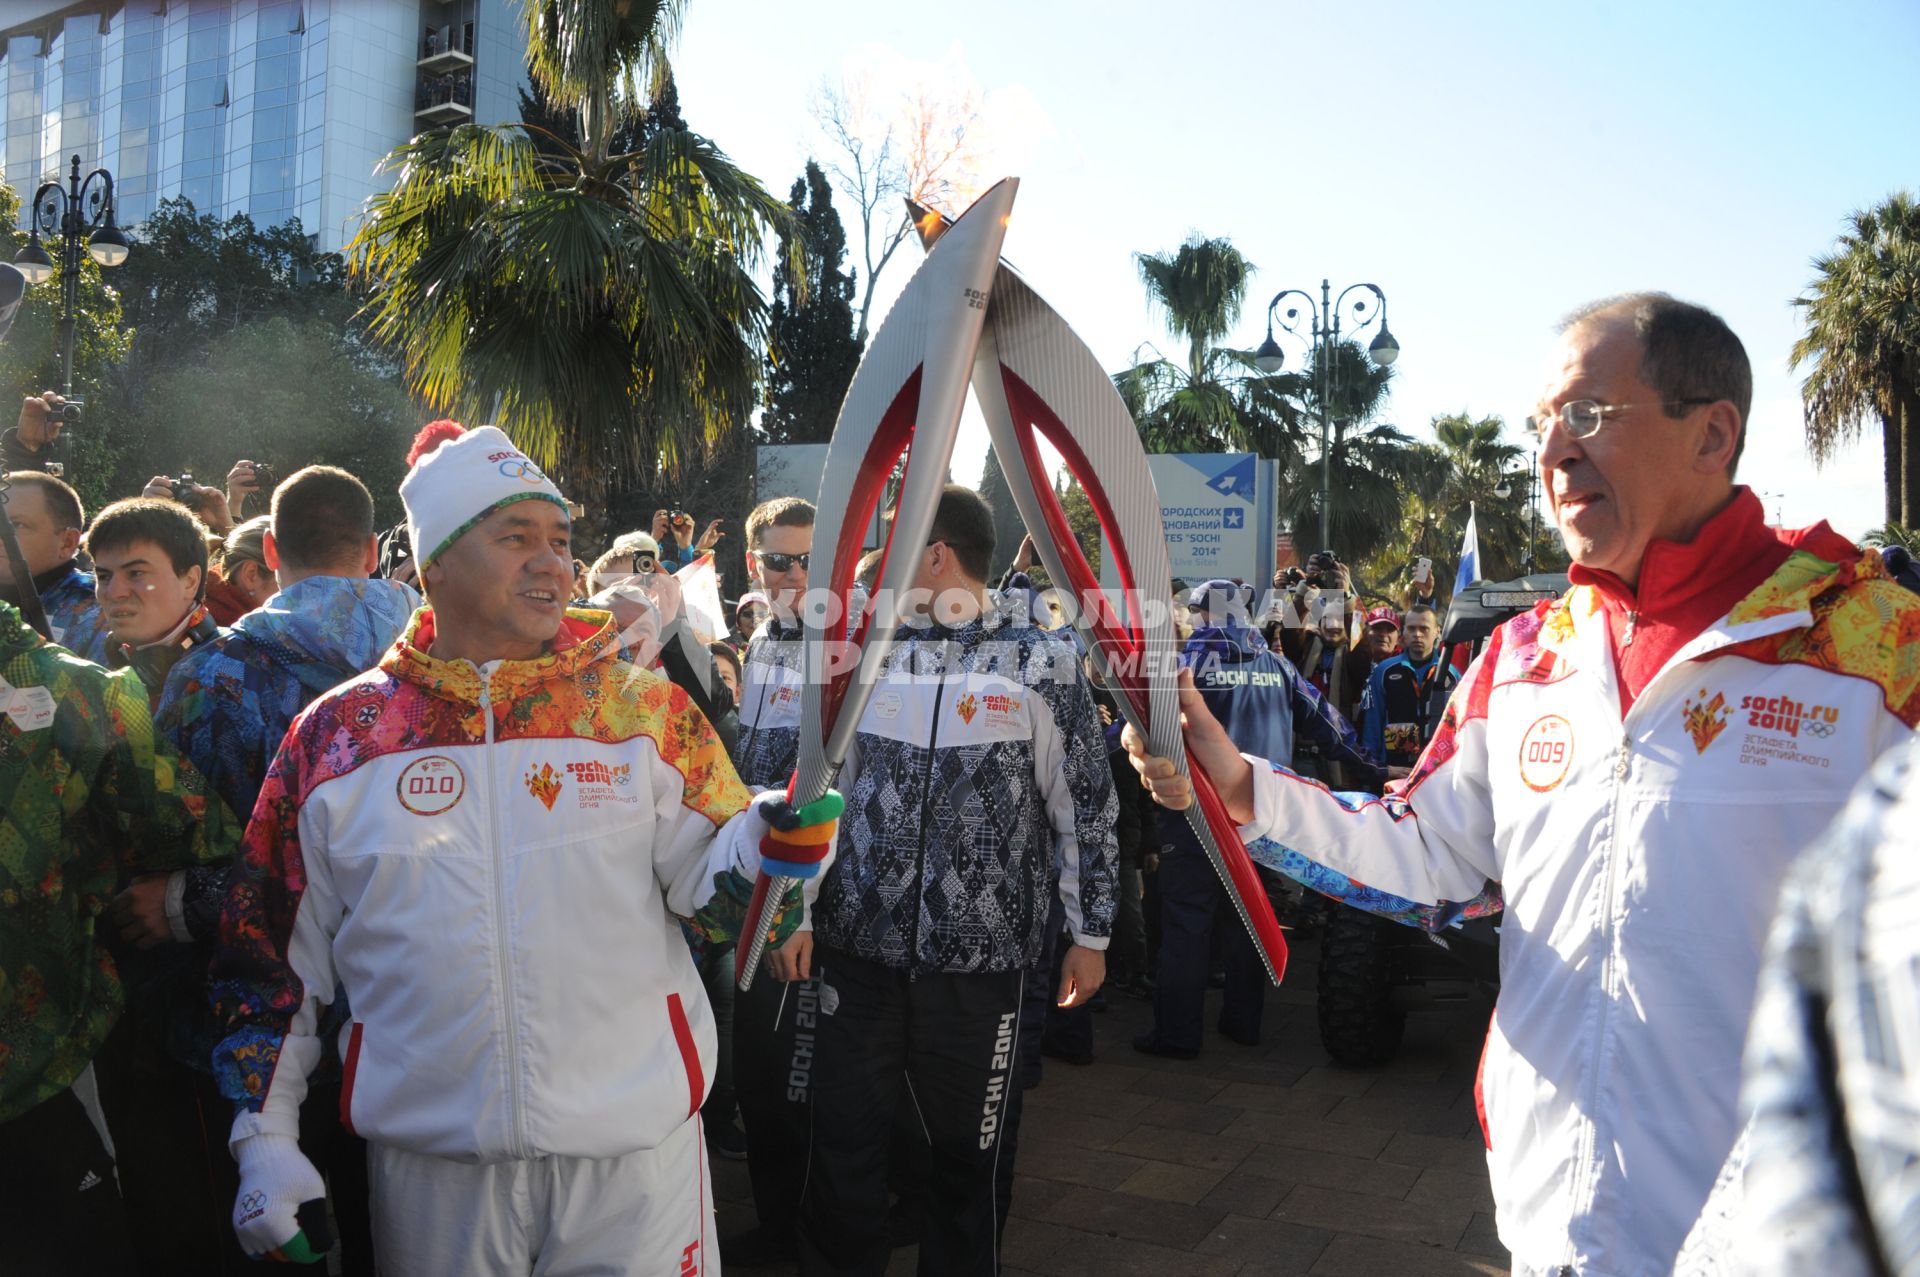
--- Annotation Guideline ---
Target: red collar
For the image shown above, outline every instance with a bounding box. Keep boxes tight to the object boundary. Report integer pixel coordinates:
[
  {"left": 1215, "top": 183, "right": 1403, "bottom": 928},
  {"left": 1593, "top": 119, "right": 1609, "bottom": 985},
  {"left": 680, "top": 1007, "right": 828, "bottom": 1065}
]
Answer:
[{"left": 1566, "top": 487, "right": 1856, "bottom": 712}]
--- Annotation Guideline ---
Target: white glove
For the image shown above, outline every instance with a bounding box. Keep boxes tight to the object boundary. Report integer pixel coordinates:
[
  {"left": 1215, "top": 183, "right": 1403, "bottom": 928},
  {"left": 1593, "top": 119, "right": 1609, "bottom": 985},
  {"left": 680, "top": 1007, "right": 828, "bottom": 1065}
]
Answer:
[{"left": 232, "top": 1132, "right": 329, "bottom": 1262}]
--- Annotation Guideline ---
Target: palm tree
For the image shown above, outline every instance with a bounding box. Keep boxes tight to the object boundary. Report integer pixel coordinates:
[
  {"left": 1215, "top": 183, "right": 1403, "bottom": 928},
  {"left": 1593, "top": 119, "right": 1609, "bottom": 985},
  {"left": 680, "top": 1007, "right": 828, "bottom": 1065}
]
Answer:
[
  {"left": 1366, "top": 412, "right": 1535, "bottom": 592},
  {"left": 346, "top": 0, "right": 800, "bottom": 502},
  {"left": 1791, "top": 191, "right": 1920, "bottom": 525},
  {"left": 1274, "top": 339, "right": 1418, "bottom": 564},
  {"left": 1114, "top": 236, "right": 1308, "bottom": 461}
]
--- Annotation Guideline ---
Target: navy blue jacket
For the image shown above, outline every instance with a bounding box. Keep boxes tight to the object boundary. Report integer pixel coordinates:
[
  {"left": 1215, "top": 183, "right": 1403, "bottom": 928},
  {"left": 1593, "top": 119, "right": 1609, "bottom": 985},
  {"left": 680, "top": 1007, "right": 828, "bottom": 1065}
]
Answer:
[{"left": 1182, "top": 622, "right": 1382, "bottom": 784}]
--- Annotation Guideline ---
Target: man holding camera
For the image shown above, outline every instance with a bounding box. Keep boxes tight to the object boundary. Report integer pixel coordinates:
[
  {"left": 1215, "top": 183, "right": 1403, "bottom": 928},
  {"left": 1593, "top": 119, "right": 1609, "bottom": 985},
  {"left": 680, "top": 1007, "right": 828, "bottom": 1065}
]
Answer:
[{"left": 4, "top": 392, "right": 74, "bottom": 474}]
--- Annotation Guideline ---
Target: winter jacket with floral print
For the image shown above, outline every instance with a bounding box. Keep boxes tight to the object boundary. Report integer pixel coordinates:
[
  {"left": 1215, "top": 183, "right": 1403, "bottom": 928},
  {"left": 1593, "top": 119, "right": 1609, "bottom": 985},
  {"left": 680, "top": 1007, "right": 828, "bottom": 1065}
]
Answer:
[{"left": 0, "top": 602, "right": 232, "bottom": 1123}]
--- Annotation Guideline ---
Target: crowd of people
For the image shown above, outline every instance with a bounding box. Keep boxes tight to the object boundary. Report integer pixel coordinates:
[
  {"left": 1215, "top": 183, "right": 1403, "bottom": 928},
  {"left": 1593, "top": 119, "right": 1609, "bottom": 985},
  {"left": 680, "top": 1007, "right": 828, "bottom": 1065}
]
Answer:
[{"left": 2, "top": 288, "right": 1918, "bottom": 1277}]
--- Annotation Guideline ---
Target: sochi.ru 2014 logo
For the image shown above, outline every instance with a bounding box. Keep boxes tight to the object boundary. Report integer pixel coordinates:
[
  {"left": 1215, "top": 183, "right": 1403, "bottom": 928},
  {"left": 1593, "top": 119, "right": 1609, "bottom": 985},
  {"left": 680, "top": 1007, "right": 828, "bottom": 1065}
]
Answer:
[
  {"left": 954, "top": 693, "right": 978, "bottom": 725},
  {"left": 1682, "top": 689, "right": 1730, "bottom": 755},
  {"left": 1739, "top": 694, "right": 1840, "bottom": 740},
  {"left": 524, "top": 762, "right": 563, "bottom": 811}
]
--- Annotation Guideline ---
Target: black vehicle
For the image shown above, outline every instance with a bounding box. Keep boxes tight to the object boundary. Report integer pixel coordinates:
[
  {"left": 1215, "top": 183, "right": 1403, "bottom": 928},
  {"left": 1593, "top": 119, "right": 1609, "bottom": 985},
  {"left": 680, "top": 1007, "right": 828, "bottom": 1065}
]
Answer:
[{"left": 1314, "top": 573, "right": 1568, "bottom": 1067}]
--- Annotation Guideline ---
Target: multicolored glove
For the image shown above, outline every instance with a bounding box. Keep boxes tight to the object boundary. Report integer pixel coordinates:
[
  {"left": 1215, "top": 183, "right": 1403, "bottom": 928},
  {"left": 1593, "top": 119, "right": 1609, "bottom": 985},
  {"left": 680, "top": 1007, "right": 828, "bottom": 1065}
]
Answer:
[
  {"left": 231, "top": 1132, "right": 332, "bottom": 1263},
  {"left": 755, "top": 789, "right": 844, "bottom": 879}
]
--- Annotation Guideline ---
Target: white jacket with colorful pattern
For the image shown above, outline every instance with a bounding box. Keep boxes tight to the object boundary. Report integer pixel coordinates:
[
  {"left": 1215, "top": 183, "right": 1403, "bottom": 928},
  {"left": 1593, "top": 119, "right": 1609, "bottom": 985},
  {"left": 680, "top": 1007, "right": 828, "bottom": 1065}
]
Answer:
[
  {"left": 210, "top": 608, "right": 780, "bottom": 1163},
  {"left": 1235, "top": 548, "right": 1920, "bottom": 1277}
]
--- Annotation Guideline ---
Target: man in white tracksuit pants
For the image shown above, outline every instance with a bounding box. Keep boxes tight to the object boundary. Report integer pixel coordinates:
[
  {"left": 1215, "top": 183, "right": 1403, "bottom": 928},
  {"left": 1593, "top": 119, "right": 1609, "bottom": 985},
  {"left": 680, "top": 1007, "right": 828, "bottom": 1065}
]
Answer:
[
  {"left": 1123, "top": 295, "right": 1920, "bottom": 1276},
  {"left": 207, "top": 428, "right": 842, "bottom": 1274}
]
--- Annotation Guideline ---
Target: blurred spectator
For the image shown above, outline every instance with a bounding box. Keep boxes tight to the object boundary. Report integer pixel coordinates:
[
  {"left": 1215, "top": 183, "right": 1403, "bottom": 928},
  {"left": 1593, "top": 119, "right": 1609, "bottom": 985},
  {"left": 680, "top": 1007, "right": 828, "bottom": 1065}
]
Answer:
[
  {"left": 86, "top": 498, "right": 220, "bottom": 698},
  {"left": 0, "top": 591, "right": 235, "bottom": 1274},
  {"left": 0, "top": 469, "right": 108, "bottom": 659},
  {"left": 142, "top": 473, "right": 235, "bottom": 537},
  {"left": 732, "top": 590, "right": 769, "bottom": 646},
  {"left": 204, "top": 515, "right": 276, "bottom": 624},
  {"left": 1135, "top": 579, "right": 1381, "bottom": 1061},
  {"left": 1880, "top": 543, "right": 1920, "bottom": 595},
  {"left": 1361, "top": 603, "right": 1456, "bottom": 780},
  {"left": 709, "top": 639, "right": 742, "bottom": 706},
  {"left": 1363, "top": 604, "right": 1402, "bottom": 662},
  {"left": 3, "top": 392, "right": 69, "bottom": 473}
]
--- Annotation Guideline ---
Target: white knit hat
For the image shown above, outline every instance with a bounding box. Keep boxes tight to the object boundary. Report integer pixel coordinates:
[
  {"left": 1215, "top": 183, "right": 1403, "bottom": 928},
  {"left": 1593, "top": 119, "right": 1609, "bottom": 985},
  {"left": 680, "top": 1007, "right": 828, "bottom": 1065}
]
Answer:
[{"left": 400, "top": 425, "right": 567, "bottom": 567}]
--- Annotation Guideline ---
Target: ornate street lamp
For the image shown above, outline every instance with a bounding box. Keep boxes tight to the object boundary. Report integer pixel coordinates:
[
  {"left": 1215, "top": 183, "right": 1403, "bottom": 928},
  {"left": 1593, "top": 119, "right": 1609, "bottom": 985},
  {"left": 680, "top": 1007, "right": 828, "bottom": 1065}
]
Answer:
[{"left": 1254, "top": 279, "right": 1397, "bottom": 548}]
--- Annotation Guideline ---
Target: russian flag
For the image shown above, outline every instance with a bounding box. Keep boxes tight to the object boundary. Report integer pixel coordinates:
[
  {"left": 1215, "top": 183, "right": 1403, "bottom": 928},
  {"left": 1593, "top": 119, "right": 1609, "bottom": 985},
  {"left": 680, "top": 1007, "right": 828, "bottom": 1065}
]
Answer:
[{"left": 1453, "top": 502, "right": 1481, "bottom": 596}]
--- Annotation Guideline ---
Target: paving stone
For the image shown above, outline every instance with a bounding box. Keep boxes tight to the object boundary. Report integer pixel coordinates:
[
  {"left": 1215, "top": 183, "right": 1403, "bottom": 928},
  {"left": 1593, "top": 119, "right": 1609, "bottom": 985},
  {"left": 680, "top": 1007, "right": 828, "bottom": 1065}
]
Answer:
[
  {"left": 1405, "top": 1163, "right": 1497, "bottom": 1214},
  {"left": 1456, "top": 1210, "right": 1509, "bottom": 1260},
  {"left": 1323, "top": 1090, "right": 1482, "bottom": 1138},
  {"left": 1033, "top": 1184, "right": 1226, "bottom": 1250},
  {"left": 1292, "top": 1064, "right": 1380, "bottom": 1097},
  {"left": 1038, "top": 1079, "right": 1157, "bottom": 1120},
  {"left": 1014, "top": 1136, "right": 1148, "bottom": 1190},
  {"left": 1309, "top": 1233, "right": 1506, "bottom": 1276},
  {"left": 1134, "top": 1096, "right": 1244, "bottom": 1135},
  {"left": 1274, "top": 1183, "right": 1474, "bottom": 1249},
  {"left": 1114, "top": 1160, "right": 1228, "bottom": 1205},
  {"left": 1125, "top": 1068, "right": 1231, "bottom": 1100},
  {"left": 999, "top": 1214, "right": 1077, "bottom": 1269},
  {"left": 1008, "top": 1173, "right": 1076, "bottom": 1220},
  {"left": 884, "top": 1247, "right": 916, "bottom": 1276},
  {"left": 1239, "top": 1146, "right": 1422, "bottom": 1200},
  {"left": 1210, "top": 1058, "right": 1311, "bottom": 1087},
  {"left": 1191, "top": 1212, "right": 1336, "bottom": 1273},
  {"left": 1015, "top": 1105, "right": 1134, "bottom": 1151},
  {"left": 1038, "top": 1231, "right": 1242, "bottom": 1276},
  {"left": 1068, "top": 1059, "right": 1156, "bottom": 1094},
  {"left": 1220, "top": 1110, "right": 1394, "bottom": 1159},
  {"left": 1108, "top": 1123, "right": 1255, "bottom": 1173},
  {"left": 1198, "top": 1168, "right": 1292, "bottom": 1220},
  {"left": 1379, "top": 1130, "right": 1491, "bottom": 1171},
  {"left": 1213, "top": 1080, "right": 1345, "bottom": 1119}
]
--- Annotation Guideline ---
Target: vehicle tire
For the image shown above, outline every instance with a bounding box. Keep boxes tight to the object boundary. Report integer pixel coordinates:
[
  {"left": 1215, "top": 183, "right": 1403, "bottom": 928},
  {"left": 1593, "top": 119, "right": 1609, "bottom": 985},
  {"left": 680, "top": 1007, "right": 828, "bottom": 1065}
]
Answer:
[{"left": 1317, "top": 905, "right": 1406, "bottom": 1066}]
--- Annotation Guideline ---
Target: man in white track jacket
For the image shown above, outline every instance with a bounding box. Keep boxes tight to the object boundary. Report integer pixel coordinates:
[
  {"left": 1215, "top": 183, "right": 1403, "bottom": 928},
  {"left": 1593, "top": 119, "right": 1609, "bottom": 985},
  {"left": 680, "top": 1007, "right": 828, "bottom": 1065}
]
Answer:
[
  {"left": 1122, "top": 295, "right": 1920, "bottom": 1277},
  {"left": 208, "top": 428, "right": 841, "bottom": 1275}
]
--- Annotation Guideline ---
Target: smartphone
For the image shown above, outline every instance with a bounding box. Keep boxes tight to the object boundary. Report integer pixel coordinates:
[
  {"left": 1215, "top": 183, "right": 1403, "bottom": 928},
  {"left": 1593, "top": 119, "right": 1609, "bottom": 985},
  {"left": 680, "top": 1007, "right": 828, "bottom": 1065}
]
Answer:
[{"left": 1415, "top": 557, "right": 1433, "bottom": 582}]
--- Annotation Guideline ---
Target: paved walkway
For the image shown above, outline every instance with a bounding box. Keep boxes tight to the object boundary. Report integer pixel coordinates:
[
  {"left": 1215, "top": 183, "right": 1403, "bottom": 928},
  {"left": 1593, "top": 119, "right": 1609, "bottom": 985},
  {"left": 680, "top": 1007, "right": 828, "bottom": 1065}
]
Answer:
[{"left": 712, "top": 947, "right": 1506, "bottom": 1276}]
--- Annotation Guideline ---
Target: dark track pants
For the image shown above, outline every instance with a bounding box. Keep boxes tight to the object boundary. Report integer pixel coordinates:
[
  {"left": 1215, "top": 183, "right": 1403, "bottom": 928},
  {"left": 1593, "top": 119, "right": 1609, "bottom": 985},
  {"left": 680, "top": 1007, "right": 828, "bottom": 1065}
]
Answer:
[
  {"left": 0, "top": 1066, "right": 137, "bottom": 1276},
  {"left": 1150, "top": 821, "right": 1265, "bottom": 1050},
  {"left": 799, "top": 950, "right": 1026, "bottom": 1276},
  {"left": 735, "top": 964, "right": 821, "bottom": 1242}
]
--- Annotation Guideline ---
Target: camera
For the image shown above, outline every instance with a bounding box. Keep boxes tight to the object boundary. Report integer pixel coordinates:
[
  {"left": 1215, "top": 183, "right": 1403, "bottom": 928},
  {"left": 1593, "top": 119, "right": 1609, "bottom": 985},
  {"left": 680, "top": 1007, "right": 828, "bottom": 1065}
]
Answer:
[
  {"left": 170, "top": 472, "right": 197, "bottom": 503},
  {"left": 53, "top": 396, "right": 83, "bottom": 428},
  {"left": 1305, "top": 550, "right": 1342, "bottom": 590}
]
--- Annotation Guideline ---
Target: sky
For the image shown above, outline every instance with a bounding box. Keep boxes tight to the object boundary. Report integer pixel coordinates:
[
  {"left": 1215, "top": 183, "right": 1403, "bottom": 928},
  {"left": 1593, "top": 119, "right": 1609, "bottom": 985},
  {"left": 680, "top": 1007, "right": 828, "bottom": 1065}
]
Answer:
[{"left": 672, "top": 0, "right": 1920, "bottom": 539}]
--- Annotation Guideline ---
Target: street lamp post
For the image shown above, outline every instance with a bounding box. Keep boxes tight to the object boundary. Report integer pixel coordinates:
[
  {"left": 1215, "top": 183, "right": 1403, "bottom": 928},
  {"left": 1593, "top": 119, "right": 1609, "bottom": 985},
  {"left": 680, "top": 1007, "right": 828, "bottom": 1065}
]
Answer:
[
  {"left": 12, "top": 154, "right": 129, "bottom": 469},
  {"left": 1254, "top": 279, "right": 1397, "bottom": 551},
  {"left": 1495, "top": 446, "right": 1542, "bottom": 573}
]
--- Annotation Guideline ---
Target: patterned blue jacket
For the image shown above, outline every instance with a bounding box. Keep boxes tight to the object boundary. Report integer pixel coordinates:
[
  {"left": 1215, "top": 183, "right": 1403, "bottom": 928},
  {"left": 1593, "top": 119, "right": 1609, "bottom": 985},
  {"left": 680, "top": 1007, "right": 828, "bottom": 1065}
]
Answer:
[
  {"left": 732, "top": 616, "right": 804, "bottom": 790},
  {"left": 815, "top": 603, "right": 1118, "bottom": 974},
  {"left": 155, "top": 575, "right": 419, "bottom": 823},
  {"left": 41, "top": 561, "right": 109, "bottom": 663}
]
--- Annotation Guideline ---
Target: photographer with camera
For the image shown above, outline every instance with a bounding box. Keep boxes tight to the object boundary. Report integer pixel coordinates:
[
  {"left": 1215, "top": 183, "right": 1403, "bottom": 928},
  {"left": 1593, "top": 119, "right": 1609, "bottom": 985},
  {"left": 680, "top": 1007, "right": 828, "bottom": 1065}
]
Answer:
[
  {"left": 4, "top": 392, "right": 78, "bottom": 473},
  {"left": 651, "top": 507, "right": 724, "bottom": 572},
  {"left": 142, "top": 472, "right": 236, "bottom": 538}
]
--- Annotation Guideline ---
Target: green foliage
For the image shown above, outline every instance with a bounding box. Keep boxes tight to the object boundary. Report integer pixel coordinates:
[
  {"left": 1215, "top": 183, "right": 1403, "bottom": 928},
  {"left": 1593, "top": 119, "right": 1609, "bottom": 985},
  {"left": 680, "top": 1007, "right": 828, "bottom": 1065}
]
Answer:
[
  {"left": 1862, "top": 520, "right": 1917, "bottom": 549},
  {"left": 762, "top": 161, "right": 859, "bottom": 445},
  {"left": 135, "top": 317, "right": 418, "bottom": 526},
  {"left": 349, "top": 3, "right": 799, "bottom": 503},
  {"left": 1057, "top": 468, "right": 1101, "bottom": 579},
  {"left": 976, "top": 449, "right": 1030, "bottom": 581},
  {"left": 1274, "top": 339, "right": 1414, "bottom": 564},
  {"left": 0, "top": 182, "right": 133, "bottom": 510},
  {"left": 1117, "top": 234, "right": 1307, "bottom": 461},
  {"left": 1792, "top": 190, "right": 1920, "bottom": 525},
  {"left": 1361, "top": 411, "right": 1546, "bottom": 594}
]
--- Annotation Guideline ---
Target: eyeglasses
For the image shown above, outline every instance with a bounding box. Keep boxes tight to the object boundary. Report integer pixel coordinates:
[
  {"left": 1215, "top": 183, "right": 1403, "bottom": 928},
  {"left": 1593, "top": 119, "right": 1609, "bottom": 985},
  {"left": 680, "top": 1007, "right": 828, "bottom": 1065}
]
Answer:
[
  {"left": 1526, "top": 398, "right": 1716, "bottom": 440},
  {"left": 752, "top": 550, "right": 810, "bottom": 573}
]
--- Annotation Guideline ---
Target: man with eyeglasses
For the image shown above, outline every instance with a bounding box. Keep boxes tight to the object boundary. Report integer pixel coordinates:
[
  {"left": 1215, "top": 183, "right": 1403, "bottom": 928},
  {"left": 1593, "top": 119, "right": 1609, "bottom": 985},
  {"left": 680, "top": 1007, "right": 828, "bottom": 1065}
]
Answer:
[{"left": 1121, "top": 293, "right": 1919, "bottom": 1277}]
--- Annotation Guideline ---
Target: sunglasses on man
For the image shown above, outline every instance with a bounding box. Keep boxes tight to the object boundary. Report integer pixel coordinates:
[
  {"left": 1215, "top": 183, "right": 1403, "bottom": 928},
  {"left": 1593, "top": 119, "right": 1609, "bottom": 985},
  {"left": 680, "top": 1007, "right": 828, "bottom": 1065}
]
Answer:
[{"left": 752, "top": 550, "right": 810, "bottom": 573}]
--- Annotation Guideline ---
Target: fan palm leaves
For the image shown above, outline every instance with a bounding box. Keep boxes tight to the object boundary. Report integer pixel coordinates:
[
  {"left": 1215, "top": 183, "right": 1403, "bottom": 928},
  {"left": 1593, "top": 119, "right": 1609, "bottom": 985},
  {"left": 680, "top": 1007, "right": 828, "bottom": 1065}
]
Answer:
[
  {"left": 1118, "top": 235, "right": 1310, "bottom": 461},
  {"left": 1275, "top": 339, "right": 1417, "bottom": 564},
  {"left": 1791, "top": 191, "right": 1920, "bottom": 524},
  {"left": 1365, "top": 412, "right": 1536, "bottom": 588},
  {"left": 346, "top": 0, "right": 799, "bottom": 499}
]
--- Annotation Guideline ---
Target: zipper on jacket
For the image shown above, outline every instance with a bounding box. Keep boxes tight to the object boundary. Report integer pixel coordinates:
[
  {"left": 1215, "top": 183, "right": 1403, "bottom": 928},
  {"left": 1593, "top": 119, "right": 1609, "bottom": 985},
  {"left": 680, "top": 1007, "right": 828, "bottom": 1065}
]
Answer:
[
  {"left": 1621, "top": 609, "right": 1638, "bottom": 648},
  {"left": 906, "top": 637, "right": 952, "bottom": 980},
  {"left": 1567, "top": 726, "right": 1634, "bottom": 1259},
  {"left": 478, "top": 673, "right": 529, "bottom": 1159}
]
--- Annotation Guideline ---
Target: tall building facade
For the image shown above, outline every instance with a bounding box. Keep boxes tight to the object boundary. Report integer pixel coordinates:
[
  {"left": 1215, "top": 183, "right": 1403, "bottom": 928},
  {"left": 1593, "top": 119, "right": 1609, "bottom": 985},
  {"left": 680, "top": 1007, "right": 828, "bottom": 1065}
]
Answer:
[{"left": 2, "top": 0, "right": 528, "bottom": 251}]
